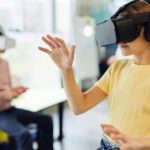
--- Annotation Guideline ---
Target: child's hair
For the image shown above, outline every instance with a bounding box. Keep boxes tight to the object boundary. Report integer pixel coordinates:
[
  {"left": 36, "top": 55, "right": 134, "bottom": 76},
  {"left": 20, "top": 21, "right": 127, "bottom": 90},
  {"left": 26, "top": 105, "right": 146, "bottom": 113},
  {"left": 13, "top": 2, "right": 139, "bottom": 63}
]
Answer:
[
  {"left": 121, "top": 0, "right": 150, "bottom": 14},
  {"left": 119, "top": 0, "right": 150, "bottom": 42}
]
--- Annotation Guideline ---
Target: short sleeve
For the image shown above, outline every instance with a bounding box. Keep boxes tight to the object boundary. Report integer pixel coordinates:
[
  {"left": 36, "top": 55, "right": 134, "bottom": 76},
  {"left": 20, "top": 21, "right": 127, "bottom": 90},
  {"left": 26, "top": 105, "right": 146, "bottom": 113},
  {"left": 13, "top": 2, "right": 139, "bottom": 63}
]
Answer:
[{"left": 95, "top": 63, "right": 115, "bottom": 95}]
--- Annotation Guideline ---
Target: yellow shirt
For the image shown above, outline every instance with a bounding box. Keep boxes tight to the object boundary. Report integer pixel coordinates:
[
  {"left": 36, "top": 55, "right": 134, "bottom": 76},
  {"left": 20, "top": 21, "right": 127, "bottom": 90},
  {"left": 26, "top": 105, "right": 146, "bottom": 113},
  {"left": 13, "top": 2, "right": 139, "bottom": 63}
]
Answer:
[{"left": 96, "top": 59, "right": 150, "bottom": 137}]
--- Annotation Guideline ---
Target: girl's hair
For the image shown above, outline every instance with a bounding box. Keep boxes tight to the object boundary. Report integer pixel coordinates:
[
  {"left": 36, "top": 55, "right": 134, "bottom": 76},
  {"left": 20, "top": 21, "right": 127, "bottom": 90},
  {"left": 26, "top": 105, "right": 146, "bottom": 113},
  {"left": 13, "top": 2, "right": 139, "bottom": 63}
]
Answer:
[
  {"left": 121, "top": 0, "right": 150, "bottom": 14},
  {"left": 117, "top": 1, "right": 150, "bottom": 42}
]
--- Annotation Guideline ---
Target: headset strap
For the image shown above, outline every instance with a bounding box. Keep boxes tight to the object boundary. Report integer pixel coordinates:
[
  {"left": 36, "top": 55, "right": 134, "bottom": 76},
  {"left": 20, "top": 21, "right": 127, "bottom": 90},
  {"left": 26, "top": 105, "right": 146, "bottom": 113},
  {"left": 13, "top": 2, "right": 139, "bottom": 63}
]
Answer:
[
  {"left": 131, "top": 12, "right": 150, "bottom": 24},
  {"left": 112, "top": 12, "right": 150, "bottom": 24},
  {"left": 111, "top": 0, "right": 150, "bottom": 19}
]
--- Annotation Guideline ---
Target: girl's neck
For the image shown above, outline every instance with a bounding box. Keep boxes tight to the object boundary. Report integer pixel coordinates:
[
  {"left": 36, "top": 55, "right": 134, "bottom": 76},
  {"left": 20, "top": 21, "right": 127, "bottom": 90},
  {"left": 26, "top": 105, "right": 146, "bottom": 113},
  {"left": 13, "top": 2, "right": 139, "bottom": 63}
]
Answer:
[{"left": 133, "top": 53, "right": 150, "bottom": 65}]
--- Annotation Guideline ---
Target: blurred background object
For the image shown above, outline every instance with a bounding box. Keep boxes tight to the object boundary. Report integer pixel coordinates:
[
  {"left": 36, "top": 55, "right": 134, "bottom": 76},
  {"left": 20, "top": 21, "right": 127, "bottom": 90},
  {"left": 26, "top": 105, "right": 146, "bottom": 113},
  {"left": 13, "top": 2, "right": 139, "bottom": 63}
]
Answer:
[{"left": 73, "top": 16, "right": 99, "bottom": 90}]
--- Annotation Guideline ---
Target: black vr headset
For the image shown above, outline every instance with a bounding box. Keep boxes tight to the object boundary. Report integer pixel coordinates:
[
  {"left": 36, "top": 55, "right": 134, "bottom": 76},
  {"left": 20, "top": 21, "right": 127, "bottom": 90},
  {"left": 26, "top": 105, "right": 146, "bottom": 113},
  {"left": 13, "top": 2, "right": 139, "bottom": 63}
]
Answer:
[{"left": 95, "top": 0, "right": 150, "bottom": 46}]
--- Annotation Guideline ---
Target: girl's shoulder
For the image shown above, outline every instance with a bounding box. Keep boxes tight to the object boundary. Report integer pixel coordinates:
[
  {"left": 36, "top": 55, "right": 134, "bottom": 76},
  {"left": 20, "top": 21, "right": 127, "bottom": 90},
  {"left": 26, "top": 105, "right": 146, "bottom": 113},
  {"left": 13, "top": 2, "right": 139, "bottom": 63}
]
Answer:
[
  {"left": 114, "top": 59, "right": 132, "bottom": 65},
  {"left": 111, "top": 59, "right": 132, "bottom": 71}
]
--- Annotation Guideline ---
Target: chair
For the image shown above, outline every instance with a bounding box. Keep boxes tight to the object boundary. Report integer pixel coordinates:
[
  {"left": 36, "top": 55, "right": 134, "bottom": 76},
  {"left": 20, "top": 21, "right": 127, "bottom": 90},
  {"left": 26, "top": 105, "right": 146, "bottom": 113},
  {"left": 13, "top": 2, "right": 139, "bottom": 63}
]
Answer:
[
  {"left": 0, "top": 130, "right": 9, "bottom": 150},
  {"left": 0, "top": 130, "right": 18, "bottom": 150},
  {"left": 0, "top": 124, "right": 39, "bottom": 150}
]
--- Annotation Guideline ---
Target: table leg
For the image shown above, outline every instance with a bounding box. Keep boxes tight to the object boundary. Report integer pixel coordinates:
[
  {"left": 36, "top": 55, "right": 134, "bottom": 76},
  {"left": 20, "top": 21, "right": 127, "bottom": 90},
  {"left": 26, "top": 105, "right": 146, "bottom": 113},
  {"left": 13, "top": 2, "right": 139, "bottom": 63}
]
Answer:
[{"left": 57, "top": 102, "right": 64, "bottom": 141}]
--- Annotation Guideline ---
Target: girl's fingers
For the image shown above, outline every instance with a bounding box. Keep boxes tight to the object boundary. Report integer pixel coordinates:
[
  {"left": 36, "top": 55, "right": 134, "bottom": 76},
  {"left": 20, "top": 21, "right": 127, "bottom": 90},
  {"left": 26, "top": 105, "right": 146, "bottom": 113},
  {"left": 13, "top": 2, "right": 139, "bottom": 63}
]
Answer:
[
  {"left": 39, "top": 45, "right": 65, "bottom": 59},
  {"left": 42, "top": 37, "right": 55, "bottom": 49},
  {"left": 103, "top": 127, "right": 119, "bottom": 135},
  {"left": 101, "top": 124, "right": 127, "bottom": 143},
  {"left": 55, "top": 37, "right": 67, "bottom": 48},
  {"left": 54, "top": 38, "right": 67, "bottom": 56},
  {"left": 68, "top": 45, "right": 76, "bottom": 65},
  {"left": 102, "top": 124, "right": 120, "bottom": 134},
  {"left": 111, "top": 133, "right": 127, "bottom": 143},
  {"left": 42, "top": 35, "right": 67, "bottom": 56},
  {"left": 38, "top": 47, "right": 51, "bottom": 55},
  {"left": 55, "top": 37, "right": 69, "bottom": 55},
  {"left": 101, "top": 124, "right": 114, "bottom": 129},
  {"left": 39, "top": 35, "right": 75, "bottom": 67},
  {"left": 46, "top": 35, "right": 61, "bottom": 48}
]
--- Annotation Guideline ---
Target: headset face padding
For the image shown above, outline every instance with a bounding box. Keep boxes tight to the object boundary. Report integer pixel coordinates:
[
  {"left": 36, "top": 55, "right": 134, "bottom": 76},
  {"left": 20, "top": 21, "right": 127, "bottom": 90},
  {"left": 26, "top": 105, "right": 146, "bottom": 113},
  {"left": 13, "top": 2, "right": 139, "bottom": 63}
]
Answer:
[{"left": 113, "top": 17, "right": 142, "bottom": 43}]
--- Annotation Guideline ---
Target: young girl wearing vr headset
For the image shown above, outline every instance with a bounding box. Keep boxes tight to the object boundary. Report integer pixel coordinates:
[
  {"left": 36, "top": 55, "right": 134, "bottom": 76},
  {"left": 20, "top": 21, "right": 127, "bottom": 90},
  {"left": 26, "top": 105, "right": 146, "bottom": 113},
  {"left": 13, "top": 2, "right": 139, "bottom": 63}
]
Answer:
[{"left": 39, "top": 0, "right": 150, "bottom": 149}]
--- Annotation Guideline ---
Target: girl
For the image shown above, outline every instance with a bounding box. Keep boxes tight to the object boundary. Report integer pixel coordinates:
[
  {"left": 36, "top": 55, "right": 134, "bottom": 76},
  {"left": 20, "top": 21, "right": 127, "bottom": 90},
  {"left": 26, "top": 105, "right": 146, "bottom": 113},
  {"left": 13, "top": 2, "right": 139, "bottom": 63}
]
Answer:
[{"left": 39, "top": 0, "right": 150, "bottom": 149}]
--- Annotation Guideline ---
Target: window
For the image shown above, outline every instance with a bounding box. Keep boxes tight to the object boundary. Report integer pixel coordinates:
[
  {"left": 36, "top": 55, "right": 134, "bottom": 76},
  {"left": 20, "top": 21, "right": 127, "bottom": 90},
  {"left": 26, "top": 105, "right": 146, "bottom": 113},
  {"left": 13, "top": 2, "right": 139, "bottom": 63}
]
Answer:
[
  {"left": 0, "top": 0, "right": 54, "bottom": 33},
  {"left": 55, "top": 0, "right": 73, "bottom": 42},
  {"left": 23, "top": 0, "right": 54, "bottom": 33},
  {"left": 0, "top": 0, "right": 23, "bottom": 31}
]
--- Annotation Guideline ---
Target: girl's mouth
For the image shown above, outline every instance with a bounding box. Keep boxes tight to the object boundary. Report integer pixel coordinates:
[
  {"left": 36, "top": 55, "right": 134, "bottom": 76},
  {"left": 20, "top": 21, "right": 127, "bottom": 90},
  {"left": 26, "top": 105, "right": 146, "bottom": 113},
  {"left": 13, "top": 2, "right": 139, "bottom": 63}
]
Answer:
[{"left": 120, "top": 44, "right": 129, "bottom": 48}]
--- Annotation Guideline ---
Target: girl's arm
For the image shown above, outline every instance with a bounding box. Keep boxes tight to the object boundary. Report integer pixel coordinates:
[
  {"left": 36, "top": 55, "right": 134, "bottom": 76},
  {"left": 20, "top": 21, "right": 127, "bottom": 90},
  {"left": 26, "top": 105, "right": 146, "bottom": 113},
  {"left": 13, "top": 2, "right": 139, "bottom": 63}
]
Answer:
[
  {"left": 61, "top": 68, "right": 107, "bottom": 114},
  {"left": 39, "top": 35, "right": 107, "bottom": 114}
]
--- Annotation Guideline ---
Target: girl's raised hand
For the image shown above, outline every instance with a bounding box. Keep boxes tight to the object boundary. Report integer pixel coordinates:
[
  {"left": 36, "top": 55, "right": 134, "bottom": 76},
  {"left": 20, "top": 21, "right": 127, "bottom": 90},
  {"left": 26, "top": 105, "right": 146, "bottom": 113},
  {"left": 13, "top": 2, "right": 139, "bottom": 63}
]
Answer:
[{"left": 39, "top": 35, "right": 76, "bottom": 71}]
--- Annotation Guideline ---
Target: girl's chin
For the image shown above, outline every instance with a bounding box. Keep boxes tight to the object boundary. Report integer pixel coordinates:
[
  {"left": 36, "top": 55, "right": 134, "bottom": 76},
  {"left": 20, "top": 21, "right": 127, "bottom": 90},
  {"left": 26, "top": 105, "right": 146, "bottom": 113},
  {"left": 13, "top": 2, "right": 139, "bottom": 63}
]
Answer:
[{"left": 121, "top": 49, "right": 132, "bottom": 56}]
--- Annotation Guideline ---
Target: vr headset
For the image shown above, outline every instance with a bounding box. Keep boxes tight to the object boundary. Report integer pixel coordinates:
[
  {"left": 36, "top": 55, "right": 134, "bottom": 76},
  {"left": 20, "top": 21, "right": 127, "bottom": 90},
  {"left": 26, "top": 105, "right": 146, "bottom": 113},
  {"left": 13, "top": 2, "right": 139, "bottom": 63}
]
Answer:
[
  {"left": 0, "top": 26, "right": 16, "bottom": 51},
  {"left": 95, "top": 0, "right": 150, "bottom": 46},
  {"left": 0, "top": 36, "right": 16, "bottom": 50}
]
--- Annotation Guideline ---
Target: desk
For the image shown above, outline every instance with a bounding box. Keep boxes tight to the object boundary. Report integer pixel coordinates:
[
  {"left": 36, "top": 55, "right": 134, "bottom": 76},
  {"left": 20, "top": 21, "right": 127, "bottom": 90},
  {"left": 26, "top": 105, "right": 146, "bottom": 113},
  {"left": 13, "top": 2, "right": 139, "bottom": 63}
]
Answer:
[{"left": 12, "top": 87, "right": 67, "bottom": 141}]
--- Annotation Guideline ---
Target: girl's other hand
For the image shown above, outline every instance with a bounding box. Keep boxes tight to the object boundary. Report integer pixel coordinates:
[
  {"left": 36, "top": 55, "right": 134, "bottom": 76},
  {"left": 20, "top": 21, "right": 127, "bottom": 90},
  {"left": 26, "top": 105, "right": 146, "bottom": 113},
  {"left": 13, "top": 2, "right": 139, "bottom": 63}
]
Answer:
[{"left": 101, "top": 124, "right": 145, "bottom": 150}]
